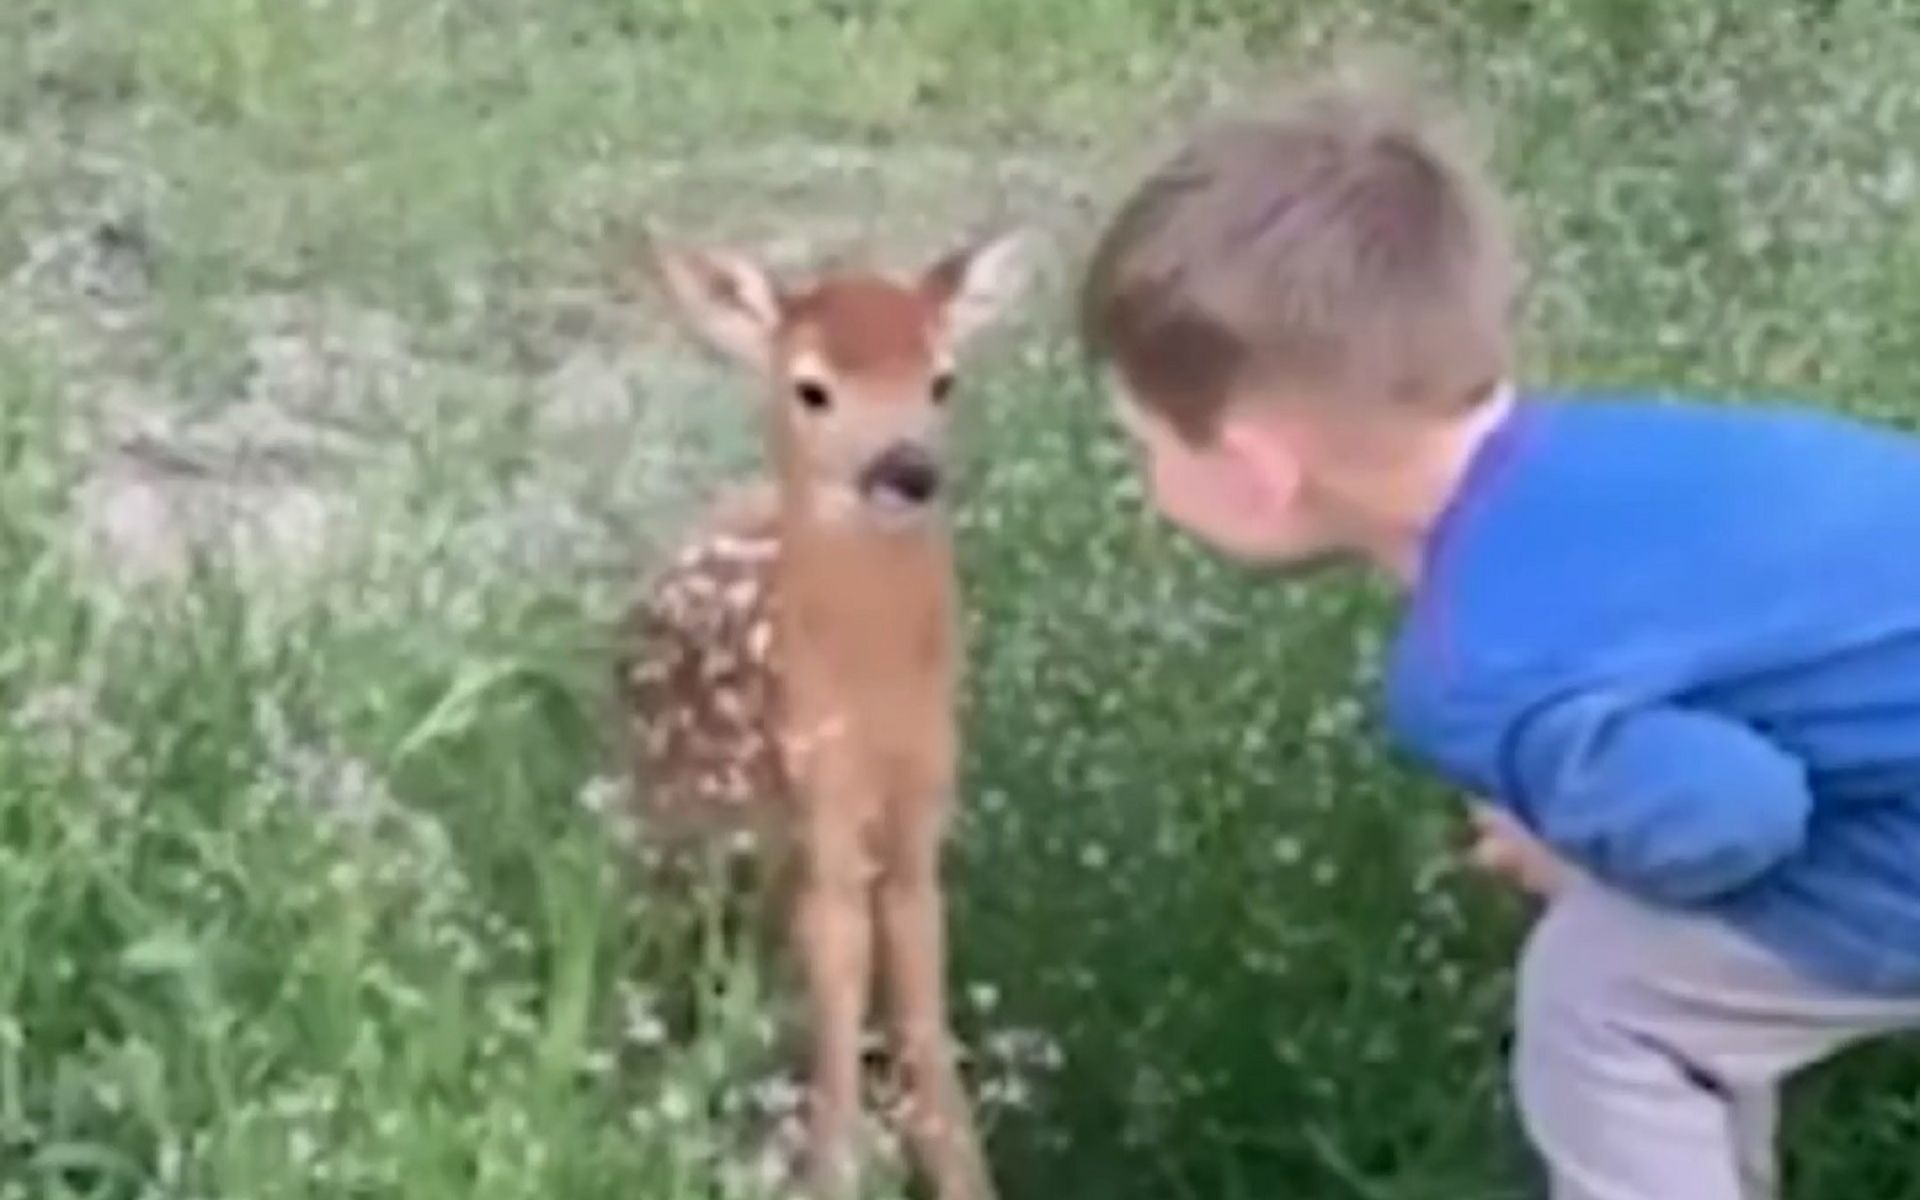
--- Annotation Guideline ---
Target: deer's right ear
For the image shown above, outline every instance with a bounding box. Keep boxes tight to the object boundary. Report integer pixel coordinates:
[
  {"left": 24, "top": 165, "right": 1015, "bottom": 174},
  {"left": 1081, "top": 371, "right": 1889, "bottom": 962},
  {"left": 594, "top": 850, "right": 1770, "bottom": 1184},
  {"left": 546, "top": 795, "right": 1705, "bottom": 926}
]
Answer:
[{"left": 648, "top": 239, "right": 783, "bottom": 368}]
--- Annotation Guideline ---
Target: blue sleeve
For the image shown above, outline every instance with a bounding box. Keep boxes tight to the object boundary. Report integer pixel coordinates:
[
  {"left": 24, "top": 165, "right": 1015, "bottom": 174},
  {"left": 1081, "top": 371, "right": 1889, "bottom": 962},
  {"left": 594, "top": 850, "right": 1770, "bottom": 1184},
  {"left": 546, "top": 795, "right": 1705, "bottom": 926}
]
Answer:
[{"left": 1499, "top": 689, "right": 1813, "bottom": 903}]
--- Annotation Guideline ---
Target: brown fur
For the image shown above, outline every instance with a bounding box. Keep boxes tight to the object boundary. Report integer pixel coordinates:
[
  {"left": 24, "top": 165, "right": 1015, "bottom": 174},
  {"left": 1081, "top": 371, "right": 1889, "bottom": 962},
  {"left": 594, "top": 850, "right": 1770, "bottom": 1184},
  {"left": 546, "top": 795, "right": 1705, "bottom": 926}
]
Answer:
[
  {"left": 785, "top": 277, "right": 943, "bottom": 377},
  {"left": 618, "top": 228, "right": 1028, "bottom": 1200}
]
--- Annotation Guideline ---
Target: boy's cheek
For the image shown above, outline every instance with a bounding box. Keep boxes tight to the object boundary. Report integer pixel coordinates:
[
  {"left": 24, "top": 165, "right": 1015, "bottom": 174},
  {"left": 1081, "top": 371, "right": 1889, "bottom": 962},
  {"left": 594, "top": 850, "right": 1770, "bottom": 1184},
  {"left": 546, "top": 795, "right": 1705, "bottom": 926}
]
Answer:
[
  {"left": 1148, "top": 454, "right": 1226, "bottom": 537},
  {"left": 1154, "top": 469, "right": 1291, "bottom": 560},
  {"left": 1144, "top": 470, "right": 1201, "bottom": 537},
  {"left": 1135, "top": 433, "right": 1321, "bottom": 563}
]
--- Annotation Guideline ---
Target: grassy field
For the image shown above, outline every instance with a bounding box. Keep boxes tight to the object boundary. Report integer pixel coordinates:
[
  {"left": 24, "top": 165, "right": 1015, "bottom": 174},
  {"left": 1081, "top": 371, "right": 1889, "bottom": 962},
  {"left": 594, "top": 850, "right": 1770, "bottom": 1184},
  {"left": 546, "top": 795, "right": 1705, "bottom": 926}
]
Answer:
[{"left": 6, "top": 0, "right": 1920, "bottom": 1196}]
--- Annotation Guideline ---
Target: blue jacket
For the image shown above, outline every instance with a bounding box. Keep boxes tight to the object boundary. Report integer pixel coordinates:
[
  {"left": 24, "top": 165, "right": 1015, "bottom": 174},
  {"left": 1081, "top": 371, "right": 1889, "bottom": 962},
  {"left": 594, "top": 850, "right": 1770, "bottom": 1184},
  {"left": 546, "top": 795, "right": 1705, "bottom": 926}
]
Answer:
[{"left": 1386, "top": 389, "right": 1920, "bottom": 994}]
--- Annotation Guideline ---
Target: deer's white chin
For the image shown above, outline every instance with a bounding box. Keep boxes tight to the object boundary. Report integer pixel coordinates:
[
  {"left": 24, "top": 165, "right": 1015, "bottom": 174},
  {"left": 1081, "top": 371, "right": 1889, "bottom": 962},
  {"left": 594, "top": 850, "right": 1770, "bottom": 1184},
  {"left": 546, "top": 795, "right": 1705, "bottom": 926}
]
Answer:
[
  {"left": 807, "top": 482, "right": 938, "bottom": 531},
  {"left": 862, "top": 488, "right": 938, "bottom": 528}
]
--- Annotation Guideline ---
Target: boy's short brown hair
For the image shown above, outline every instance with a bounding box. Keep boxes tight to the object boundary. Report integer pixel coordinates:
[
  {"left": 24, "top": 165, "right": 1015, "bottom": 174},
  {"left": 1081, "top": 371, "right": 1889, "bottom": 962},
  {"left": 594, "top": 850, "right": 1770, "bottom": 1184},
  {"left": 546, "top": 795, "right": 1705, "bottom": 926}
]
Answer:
[{"left": 1079, "top": 66, "right": 1518, "bottom": 443}]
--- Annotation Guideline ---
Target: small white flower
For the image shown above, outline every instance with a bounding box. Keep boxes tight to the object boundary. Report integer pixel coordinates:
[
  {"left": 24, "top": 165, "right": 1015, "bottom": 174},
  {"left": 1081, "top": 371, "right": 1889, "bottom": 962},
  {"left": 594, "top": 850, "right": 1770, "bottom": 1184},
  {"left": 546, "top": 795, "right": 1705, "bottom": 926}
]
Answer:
[
  {"left": 575, "top": 774, "right": 625, "bottom": 815},
  {"left": 581, "top": 1050, "right": 616, "bottom": 1077},
  {"left": 657, "top": 1083, "right": 695, "bottom": 1124},
  {"left": 624, "top": 997, "right": 667, "bottom": 1048},
  {"left": 749, "top": 1073, "right": 802, "bottom": 1117},
  {"left": 980, "top": 1075, "right": 1033, "bottom": 1110}
]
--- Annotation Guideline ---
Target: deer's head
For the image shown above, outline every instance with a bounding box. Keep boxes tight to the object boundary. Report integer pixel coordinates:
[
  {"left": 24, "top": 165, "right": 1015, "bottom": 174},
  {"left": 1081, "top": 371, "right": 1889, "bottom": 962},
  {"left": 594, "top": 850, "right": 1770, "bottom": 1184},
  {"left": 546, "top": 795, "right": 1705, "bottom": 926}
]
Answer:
[{"left": 649, "top": 230, "right": 1030, "bottom": 529}]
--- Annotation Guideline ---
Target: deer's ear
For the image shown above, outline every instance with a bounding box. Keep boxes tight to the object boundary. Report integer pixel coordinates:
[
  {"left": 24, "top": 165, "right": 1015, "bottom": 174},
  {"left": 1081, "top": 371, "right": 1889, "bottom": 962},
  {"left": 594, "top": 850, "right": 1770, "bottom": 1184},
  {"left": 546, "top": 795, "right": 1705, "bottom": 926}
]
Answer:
[
  {"left": 648, "top": 236, "right": 783, "bottom": 367},
  {"left": 922, "top": 228, "right": 1034, "bottom": 348}
]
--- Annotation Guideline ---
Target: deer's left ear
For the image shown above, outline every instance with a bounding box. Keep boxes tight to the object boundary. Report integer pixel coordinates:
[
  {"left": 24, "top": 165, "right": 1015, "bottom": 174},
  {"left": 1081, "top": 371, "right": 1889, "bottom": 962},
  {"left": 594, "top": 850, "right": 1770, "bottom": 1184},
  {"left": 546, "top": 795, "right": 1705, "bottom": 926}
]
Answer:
[{"left": 921, "top": 228, "right": 1034, "bottom": 348}]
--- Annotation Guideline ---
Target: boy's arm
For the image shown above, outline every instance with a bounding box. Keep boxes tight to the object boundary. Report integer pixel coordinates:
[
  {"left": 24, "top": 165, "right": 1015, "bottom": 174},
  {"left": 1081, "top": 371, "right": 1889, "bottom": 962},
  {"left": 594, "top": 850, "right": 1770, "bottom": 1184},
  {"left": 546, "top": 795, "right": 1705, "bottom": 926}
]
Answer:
[{"left": 1498, "top": 688, "right": 1812, "bottom": 903}]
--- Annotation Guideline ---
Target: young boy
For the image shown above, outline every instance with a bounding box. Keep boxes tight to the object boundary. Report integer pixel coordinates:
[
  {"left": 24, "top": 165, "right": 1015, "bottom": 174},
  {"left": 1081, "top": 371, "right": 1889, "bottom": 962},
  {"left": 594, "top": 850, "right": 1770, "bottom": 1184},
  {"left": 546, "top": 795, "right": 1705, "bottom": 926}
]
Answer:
[{"left": 1076, "top": 67, "right": 1920, "bottom": 1199}]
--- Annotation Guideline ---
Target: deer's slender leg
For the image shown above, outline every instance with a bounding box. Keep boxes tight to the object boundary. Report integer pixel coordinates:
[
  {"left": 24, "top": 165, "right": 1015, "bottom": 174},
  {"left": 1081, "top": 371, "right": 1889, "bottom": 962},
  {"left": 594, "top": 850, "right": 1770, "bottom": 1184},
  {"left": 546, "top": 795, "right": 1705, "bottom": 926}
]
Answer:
[
  {"left": 877, "top": 788, "right": 994, "bottom": 1200},
  {"left": 791, "top": 750, "right": 880, "bottom": 1197}
]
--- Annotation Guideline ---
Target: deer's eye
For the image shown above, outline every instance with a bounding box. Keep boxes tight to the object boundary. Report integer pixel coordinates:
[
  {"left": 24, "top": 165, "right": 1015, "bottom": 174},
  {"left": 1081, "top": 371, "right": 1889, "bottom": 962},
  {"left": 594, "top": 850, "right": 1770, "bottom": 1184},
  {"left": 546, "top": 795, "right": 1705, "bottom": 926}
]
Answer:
[
  {"left": 930, "top": 372, "right": 955, "bottom": 404},
  {"left": 794, "top": 380, "right": 832, "bottom": 412}
]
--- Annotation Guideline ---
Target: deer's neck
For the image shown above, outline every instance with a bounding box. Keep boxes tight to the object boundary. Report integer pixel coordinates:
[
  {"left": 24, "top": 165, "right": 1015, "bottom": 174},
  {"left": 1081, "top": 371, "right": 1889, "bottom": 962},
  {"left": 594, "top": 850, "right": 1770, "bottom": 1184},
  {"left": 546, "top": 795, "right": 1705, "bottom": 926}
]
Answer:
[
  {"left": 779, "top": 507, "right": 953, "bottom": 603},
  {"left": 775, "top": 488, "right": 955, "bottom": 668}
]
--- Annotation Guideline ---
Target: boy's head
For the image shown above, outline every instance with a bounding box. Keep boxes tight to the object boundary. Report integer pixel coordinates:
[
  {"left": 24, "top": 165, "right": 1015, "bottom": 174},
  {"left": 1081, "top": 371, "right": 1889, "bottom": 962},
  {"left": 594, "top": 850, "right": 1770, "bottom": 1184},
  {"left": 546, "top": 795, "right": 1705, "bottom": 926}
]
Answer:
[{"left": 1079, "top": 66, "right": 1518, "bottom": 570}]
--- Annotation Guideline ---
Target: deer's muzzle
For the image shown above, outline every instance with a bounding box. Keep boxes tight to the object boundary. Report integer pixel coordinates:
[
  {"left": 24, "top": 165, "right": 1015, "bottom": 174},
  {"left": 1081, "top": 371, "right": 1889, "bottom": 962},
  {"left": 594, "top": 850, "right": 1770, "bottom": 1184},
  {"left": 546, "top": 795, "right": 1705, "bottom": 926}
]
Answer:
[{"left": 859, "top": 443, "right": 942, "bottom": 507}]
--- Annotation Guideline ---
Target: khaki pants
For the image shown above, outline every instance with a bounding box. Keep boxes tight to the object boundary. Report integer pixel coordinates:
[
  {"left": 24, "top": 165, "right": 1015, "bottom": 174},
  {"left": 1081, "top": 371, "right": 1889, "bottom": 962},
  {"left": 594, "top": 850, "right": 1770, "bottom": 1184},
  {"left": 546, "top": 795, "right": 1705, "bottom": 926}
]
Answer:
[{"left": 1513, "top": 884, "right": 1920, "bottom": 1200}]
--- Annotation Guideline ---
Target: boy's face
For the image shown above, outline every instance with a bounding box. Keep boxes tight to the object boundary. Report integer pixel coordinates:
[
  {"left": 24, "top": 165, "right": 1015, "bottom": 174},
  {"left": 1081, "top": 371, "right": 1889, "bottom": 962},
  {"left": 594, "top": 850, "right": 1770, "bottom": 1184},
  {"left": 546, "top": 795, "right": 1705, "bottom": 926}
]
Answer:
[{"left": 1111, "top": 382, "right": 1346, "bottom": 569}]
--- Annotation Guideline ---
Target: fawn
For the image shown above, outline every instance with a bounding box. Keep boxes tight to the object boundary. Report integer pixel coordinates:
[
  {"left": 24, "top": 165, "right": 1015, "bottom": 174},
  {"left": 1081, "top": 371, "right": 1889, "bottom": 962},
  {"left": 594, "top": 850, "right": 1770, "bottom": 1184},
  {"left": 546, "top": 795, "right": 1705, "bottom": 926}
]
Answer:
[{"left": 615, "top": 226, "right": 1030, "bottom": 1199}]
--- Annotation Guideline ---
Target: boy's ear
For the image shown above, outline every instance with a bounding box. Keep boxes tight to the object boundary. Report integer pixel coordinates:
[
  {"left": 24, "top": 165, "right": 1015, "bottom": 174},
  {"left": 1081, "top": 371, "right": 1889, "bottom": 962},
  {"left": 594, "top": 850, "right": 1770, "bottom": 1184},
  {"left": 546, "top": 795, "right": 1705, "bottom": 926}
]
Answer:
[
  {"left": 1218, "top": 415, "right": 1303, "bottom": 512},
  {"left": 920, "top": 228, "right": 1035, "bottom": 348},
  {"left": 646, "top": 232, "right": 784, "bottom": 368}
]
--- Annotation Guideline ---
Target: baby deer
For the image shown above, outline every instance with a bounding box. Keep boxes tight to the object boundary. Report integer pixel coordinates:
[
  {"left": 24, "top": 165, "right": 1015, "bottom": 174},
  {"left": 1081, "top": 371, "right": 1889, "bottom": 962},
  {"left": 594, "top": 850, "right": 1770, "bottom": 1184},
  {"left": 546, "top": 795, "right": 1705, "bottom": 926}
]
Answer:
[{"left": 616, "top": 227, "right": 1030, "bottom": 1199}]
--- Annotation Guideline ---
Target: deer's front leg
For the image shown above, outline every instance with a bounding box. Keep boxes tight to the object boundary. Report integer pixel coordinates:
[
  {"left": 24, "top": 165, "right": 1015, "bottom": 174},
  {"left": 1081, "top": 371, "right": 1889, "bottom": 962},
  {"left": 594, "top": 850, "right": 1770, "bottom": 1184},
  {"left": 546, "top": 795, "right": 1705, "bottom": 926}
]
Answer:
[
  {"left": 877, "top": 788, "right": 996, "bottom": 1200},
  {"left": 790, "top": 749, "right": 880, "bottom": 1198}
]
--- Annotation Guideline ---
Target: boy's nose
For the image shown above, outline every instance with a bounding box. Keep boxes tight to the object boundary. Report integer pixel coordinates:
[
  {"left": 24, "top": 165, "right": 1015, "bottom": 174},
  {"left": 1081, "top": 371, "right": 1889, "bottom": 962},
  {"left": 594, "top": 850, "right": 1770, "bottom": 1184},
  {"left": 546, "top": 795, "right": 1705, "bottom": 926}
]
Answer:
[{"left": 860, "top": 443, "right": 942, "bottom": 504}]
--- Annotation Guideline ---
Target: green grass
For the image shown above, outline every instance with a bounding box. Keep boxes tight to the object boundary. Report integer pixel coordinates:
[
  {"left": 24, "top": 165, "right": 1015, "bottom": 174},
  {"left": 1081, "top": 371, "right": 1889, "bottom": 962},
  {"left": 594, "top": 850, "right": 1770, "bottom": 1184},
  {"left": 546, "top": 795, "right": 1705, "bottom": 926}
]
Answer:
[{"left": 5, "top": 0, "right": 1920, "bottom": 1196}]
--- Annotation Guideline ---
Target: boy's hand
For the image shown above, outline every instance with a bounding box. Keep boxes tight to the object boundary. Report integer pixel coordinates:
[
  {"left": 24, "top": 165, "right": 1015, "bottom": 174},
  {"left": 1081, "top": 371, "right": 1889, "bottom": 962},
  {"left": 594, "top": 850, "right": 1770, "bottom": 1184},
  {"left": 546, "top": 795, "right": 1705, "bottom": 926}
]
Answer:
[{"left": 1466, "top": 802, "right": 1571, "bottom": 898}]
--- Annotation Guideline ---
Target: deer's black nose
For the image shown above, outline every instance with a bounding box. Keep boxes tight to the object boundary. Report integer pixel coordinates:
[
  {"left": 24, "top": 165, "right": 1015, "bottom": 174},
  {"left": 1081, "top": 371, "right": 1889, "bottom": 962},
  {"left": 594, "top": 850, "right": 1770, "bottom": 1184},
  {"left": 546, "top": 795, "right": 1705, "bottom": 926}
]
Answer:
[{"left": 860, "top": 444, "right": 942, "bottom": 505}]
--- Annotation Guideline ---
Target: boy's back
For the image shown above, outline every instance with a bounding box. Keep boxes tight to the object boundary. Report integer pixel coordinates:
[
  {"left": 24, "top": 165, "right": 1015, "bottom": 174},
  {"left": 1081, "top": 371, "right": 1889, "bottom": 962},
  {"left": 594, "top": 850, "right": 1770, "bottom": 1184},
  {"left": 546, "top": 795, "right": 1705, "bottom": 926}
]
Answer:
[{"left": 1387, "top": 391, "right": 1920, "bottom": 993}]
